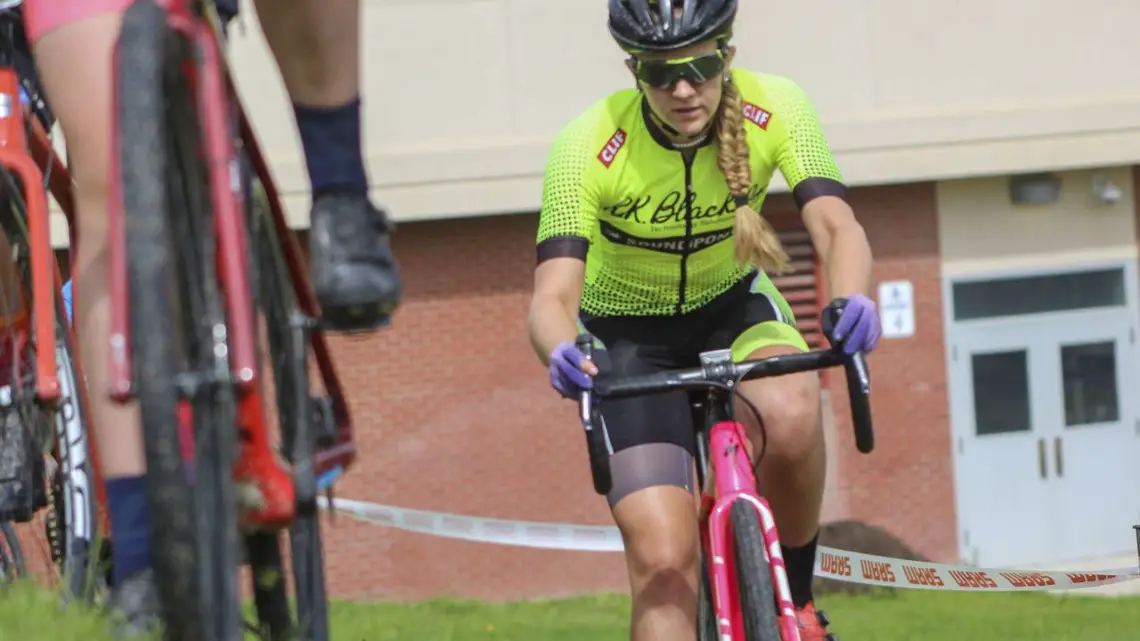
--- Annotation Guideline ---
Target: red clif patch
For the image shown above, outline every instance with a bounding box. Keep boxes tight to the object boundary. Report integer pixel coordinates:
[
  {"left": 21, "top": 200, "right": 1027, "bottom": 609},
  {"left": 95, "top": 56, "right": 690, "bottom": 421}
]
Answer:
[
  {"left": 742, "top": 102, "right": 772, "bottom": 130},
  {"left": 597, "top": 128, "right": 628, "bottom": 167}
]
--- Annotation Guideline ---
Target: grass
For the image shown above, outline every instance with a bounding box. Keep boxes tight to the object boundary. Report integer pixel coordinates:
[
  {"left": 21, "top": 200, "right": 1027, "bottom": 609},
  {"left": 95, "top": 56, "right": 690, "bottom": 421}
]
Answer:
[{"left": 1, "top": 581, "right": 1137, "bottom": 640}]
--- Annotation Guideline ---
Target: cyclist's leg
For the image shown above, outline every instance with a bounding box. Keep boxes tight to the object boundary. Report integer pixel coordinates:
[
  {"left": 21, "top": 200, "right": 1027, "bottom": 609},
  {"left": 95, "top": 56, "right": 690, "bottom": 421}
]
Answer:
[
  {"left": 582, "top": 316, "right": 700, "bottom": 641},
  {"left": 706, "top": 272, "right": 832, "bottom": 635},
  {"left": 253, "top": 0, "right": 402, "bottom": 330},
  {"left": 24, "top": 1, "right": 159, "bottom": 630}
]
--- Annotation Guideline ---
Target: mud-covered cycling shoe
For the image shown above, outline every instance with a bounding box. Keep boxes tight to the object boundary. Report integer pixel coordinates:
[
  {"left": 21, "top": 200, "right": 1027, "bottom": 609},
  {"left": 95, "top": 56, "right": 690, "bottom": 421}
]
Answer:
[
  {"left": 106, "top": 569, "right": 162, "bottom": 638},
  {"left": 795, "top": 602, "right": 838, "bottom": 641},
  {"left": 308, "top": 192, "right": 403, "bottom": 332}
]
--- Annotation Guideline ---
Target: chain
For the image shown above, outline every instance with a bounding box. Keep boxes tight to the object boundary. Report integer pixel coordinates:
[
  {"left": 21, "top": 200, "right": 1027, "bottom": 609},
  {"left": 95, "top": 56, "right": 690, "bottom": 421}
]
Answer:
[{"left": 43, "top": 453, "right": 60, "bottom": 565}]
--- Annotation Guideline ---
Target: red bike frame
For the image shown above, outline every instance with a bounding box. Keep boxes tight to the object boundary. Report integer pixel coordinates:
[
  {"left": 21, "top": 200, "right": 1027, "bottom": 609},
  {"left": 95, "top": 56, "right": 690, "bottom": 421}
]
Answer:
[
  {"left": 0, "top": 65, "right": 110, "bottom": 530},
  {"left": 700, "top": 420, "right": 800, "bottom": 641},
  {"left": 106, "top": 0, "right": 357, "bottom": 522}
]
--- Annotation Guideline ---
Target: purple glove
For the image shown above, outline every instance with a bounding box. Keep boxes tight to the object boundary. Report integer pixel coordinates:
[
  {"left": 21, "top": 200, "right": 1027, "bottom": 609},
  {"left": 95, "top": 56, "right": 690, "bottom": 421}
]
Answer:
[
  {"left": 549, "top": 341, "right": 593, "bottom": 399},
  {"left": 826, "top": 294, "right": 881, "bottom": 354}
]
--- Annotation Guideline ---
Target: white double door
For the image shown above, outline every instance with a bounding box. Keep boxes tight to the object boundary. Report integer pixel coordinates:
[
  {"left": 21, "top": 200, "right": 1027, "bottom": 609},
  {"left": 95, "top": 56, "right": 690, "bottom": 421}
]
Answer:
[{"left": 950, "top": 311, "right": 1140, "bottom": 567}]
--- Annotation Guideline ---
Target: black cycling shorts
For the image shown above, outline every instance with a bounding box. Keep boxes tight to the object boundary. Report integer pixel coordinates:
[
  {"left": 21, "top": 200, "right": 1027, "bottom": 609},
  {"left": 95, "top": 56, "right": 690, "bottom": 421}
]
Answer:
[{"left": 583, "top": 272, "right": 796, "bottom": 457}]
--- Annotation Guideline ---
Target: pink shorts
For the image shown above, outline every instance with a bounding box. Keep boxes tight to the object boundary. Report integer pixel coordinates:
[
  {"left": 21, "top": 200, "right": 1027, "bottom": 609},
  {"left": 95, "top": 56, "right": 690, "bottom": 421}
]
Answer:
[{"left": 23, "top": 0, "right": 133, "bottom": 45}]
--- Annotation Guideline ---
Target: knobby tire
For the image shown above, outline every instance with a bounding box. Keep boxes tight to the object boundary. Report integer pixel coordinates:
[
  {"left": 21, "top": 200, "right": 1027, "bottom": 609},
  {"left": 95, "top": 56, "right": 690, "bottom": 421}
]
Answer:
[
  {"left": 246, "top": 170, "right": 330, "bottom": 641},
  {"left": 730, "top": 499, "right": 782, "bottom": 641},
  {"left": 119, "top": 2, "right": 243, "bottom": 639},
  {"left": 698, "top": 551, "right": 718, "bottom": 641},
  {"left": 0, "top": 521, "right": 23, "bottom": 580}
]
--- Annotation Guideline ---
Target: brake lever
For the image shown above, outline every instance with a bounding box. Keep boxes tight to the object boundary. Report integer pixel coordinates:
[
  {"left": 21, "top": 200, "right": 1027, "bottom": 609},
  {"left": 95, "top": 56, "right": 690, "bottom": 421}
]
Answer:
[
  {"left": 575, "top": 333, "right": 595, "bottom": 425},
  {"left": 575, "top": 333, "right": 613, "bottom": 495},
  {"left": 820, "top": 300, "right": 875, "bottom": 453},
  {"left": 845, "top": 351, "right": 874, "bottom": 453}
]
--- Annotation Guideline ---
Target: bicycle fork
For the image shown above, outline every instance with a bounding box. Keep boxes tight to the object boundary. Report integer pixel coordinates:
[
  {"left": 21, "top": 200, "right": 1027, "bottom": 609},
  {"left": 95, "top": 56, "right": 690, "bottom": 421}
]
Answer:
[{"left": 702, "top": 419, "right": 801, "bottom": 641}]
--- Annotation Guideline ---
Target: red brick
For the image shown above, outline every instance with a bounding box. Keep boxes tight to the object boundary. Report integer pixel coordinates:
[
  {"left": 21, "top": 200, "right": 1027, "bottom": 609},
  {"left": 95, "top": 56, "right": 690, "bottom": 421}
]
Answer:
[
  {"left": 29, "top": 183, "right": 957, "bottom": 601},
  {"left": 315, "top": 185, "right": 956, "bottom": 600}
]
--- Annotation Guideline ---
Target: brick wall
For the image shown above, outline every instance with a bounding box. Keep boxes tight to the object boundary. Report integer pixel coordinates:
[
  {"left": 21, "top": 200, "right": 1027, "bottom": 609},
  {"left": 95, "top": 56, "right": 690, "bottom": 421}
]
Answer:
[
  {"left": 827, "top": 184, "right": 957, "bottom": 563},
  {"left": 318, "top": 214, "right": 627, "bottom": 600},
  {"left": 317, "top": 183, "right": 956, "bottom": 600},
  {"left": 17, "top": 183, "right": 956, "bottom": 600},
  {"left": 1134, "top": 166, "right": 1140, "bottom": 246},
  {"left": 754, "top": 184, "right": 956, "bottom": 565}
]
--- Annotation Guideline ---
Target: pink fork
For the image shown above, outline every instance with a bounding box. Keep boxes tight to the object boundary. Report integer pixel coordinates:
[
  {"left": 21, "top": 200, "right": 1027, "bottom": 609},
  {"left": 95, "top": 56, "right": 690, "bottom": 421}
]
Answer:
[{"left": 701, "top": 419, "right": 800, "bottom": 641}]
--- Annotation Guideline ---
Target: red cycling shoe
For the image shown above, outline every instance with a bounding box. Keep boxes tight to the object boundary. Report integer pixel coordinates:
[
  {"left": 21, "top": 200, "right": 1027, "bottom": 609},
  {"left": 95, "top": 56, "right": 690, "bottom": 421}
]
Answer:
[{"left": 795, "top": 602, "right": 838, "bottom": 641}]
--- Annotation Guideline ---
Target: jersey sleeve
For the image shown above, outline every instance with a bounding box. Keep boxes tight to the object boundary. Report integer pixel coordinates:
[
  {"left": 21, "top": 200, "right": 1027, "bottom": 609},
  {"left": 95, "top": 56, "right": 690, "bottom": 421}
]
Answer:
[
  {"left": 535, "top": 112, "right": 604, "bottom": 264},
  {"left": 768, "top": 77, "right": 849, "bottom": 210}
]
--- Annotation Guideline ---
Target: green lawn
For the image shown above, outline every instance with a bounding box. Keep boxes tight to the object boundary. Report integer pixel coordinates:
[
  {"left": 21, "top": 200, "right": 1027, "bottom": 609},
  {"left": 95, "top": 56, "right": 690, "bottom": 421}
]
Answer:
[{"left": 1, "top": 581, "right": 1136, "bottom": 640}]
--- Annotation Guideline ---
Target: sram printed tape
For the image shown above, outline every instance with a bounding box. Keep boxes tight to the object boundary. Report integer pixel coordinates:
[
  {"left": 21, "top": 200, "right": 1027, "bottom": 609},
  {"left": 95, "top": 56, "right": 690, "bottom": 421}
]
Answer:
[
  {"left": 323, "top": 497, "right": 1140, "bottom": 592},
  {"left": 814, "top": 549, "right": 1139, "bottom": 591}
]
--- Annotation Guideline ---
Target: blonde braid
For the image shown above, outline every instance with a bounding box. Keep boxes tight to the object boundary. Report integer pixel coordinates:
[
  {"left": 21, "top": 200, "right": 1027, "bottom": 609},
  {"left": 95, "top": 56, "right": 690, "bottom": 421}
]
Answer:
[{"left": 716, "top": 77, "right": 790, "bottom": 274}]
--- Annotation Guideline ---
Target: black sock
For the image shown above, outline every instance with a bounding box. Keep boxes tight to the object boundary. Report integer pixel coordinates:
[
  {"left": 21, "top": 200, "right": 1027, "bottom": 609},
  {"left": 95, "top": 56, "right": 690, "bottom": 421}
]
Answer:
[
  {"left": 781, "top": 532, "right": 819, "bottom": 608},
  {"left": 292, "top": 98, "right": 369, "bottom": 198},
  {"left": 105, "top": 476, "right": 152, "bottom": 586}
]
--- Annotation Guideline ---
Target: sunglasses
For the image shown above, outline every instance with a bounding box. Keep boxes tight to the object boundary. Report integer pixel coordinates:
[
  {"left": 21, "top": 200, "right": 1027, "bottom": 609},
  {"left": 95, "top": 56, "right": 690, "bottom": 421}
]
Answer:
[{"left": 632, "top": 51, "right": 726, "bottom": 89}]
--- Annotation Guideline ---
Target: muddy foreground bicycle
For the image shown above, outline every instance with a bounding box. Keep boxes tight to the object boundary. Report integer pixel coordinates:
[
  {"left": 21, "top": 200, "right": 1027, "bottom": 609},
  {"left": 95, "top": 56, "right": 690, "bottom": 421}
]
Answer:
[
  {"left": 110, "top": 0, "right": 359, "bottom": 639},
  {"left": 576, "top": 307, "right": 874, "bottom": 641},
  {"left": 0, "top": 3, "right": 104, "bottom": 602}
]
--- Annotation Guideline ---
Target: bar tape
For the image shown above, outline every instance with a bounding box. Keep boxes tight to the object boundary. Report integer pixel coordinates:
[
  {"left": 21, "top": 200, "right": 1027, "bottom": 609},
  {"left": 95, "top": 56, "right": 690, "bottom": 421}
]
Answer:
[{"left": 322, "top": 497, "right": 1140, "bottom": 592}]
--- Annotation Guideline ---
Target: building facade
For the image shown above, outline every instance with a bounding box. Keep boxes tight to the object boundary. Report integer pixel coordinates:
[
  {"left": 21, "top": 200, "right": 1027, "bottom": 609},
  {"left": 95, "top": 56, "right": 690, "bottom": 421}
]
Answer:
[{"left": 45, "top": 0, "right": 1140, "bottom": 600}]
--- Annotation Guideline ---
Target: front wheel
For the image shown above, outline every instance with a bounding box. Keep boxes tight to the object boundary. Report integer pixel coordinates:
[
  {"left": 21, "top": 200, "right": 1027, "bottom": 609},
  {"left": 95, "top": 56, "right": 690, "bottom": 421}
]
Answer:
[
  {"left": 698, "top": 551, "right": 719, "bottom": 641},
  {"left": 0, "top": 521, "right": 24, "bottom": 581},
  {"left": 730, "top": 499, "right": 782, "bottom": 641},
  {"left": 118, "top": 2, "right": 243, "bottom": 639}
]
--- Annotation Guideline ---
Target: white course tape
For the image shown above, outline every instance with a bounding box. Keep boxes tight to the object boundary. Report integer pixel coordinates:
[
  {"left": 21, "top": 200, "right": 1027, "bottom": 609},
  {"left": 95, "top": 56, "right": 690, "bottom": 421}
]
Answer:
[
  {"left": 322, "top": 497, "right": 1140, "bottom": 592},
  {"left": 811, "top": 548, "right": 1140, "bottom": 592},
  {"left": 328, "top": 497, "right": 625, "bottom": 551}
]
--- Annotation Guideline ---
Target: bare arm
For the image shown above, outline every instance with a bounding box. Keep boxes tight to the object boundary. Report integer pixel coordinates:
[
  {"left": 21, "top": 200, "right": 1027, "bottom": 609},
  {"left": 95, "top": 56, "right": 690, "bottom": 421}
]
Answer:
[
  {"left": 528, "top": 258, "right": 597, "bottom": 374},
  {"left": 530, "top": 107, "right": 606, "bottom": 370},
  {"left": 769, "top": 75, "right": 873, "bottom": 299},
  {"left": 802, "top": 196, "right": 873, "bottom": 298}
]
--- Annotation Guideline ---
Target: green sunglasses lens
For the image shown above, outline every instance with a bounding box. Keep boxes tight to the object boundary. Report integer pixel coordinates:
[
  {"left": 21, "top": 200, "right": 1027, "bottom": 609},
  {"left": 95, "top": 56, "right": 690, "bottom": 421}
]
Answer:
[{"left": 637, "top": 52, "right": 725, "bottom": 88}]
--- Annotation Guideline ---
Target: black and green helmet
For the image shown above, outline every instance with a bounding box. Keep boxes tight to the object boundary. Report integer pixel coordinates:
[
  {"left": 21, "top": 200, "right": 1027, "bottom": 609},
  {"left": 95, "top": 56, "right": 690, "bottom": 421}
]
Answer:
[{"left": 608, "top": 0, "right": 737, "bottom": 52}]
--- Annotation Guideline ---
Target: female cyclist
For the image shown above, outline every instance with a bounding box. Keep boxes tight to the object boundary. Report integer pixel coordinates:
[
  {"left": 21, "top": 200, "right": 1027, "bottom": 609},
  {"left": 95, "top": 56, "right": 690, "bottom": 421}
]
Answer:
[
  {"left": 23, "top": 0, "right": 402, "bottom": 633},
  {"left": 528, "top": 1, "right": 881, "bottom": 640}
]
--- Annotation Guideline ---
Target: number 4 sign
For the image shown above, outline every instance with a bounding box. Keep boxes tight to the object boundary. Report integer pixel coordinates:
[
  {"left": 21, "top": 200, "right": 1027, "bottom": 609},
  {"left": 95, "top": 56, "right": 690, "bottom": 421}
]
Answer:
[{"left": 877, "top": 280, "right": 915, "bottom": 339}]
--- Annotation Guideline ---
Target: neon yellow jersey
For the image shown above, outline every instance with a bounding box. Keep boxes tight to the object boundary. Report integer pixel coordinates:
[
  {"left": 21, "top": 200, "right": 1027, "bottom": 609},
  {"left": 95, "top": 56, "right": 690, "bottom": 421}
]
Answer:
[{"left": 536, "top": 68, "right": 846, "bottom": 317}]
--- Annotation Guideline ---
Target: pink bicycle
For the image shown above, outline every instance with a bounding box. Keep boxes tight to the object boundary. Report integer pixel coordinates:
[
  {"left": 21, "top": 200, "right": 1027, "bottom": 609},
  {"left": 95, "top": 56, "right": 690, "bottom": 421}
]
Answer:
[{"left": 575, "top": 313, "right": 874, "bottom": 641}]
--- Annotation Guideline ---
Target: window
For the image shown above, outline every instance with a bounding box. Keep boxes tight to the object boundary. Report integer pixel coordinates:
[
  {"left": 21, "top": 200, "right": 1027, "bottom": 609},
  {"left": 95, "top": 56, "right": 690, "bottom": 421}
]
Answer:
[
  {"left": 1061, "top": 341, "right": 1120, "bottom": 427},
  {"left": 952, "top": 268, "right": 1125, "bottom": 321},
  {"left": 971, "top": 350, "right": 1031, "bottom": 436}
]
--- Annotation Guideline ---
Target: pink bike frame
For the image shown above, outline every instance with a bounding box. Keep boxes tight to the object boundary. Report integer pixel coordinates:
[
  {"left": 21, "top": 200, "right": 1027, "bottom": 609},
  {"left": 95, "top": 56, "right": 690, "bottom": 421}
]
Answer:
[
  {"left": 581, "top": 335, "right": 874, "bottom": 641},
  {"left": 700, "top": 418, "right": 800, "bottom": 641}
]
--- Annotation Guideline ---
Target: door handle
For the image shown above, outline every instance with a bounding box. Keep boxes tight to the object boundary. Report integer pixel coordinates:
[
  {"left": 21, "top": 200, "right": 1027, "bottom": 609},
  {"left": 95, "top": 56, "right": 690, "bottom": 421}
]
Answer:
[
  {"left": 1054, "top": 436, "right": 1064, "bottom": 478},
  {"left": 1037, "top": 438, "right": 1047, "bottom": 479}
]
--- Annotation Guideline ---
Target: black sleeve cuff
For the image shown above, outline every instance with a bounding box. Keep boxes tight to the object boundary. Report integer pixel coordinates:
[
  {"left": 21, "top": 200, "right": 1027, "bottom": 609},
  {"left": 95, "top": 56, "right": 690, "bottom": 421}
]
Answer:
[
  {"left": 792, "top": 177, "right": 849, "bottom": 210},
  {"left": 536, "top": 236, "right": 589, "bottom": 264}
]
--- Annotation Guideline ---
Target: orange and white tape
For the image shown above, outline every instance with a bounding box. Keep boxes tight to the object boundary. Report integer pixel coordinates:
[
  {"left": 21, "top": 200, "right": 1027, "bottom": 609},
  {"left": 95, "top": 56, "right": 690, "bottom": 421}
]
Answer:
[
  {"left": 323, "top": 497, "right": 1140, "bottom": 592},
  {"left": 814, "top": 549, "right": 1140, "bottom": 592}
]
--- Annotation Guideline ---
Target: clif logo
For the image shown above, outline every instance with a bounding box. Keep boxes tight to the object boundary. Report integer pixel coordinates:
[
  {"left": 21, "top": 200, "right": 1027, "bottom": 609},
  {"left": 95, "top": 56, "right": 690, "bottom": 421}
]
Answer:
[
  {"left": 742, "top": 102, "right": 772, "bottom": 130},
  {"left": 597, "top": 129, "right": 627, "bottom": 168}
]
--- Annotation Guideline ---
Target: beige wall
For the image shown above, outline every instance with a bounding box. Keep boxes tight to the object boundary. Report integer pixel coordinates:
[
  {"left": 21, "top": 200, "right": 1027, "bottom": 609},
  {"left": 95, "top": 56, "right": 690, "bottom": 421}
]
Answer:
[
  {"left": 936, "top": 167, "right": 1138, "bottom": 277},
  {"left": 47, "top": 0, "right": 1140, "bottom": 245},
  {"left": 222, "top": 0, "right": 1140, "bottom": 226}
]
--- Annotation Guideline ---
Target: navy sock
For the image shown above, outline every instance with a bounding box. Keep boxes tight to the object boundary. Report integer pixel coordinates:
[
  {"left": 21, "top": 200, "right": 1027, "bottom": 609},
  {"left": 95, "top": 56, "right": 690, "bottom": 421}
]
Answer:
[
  {"left": 106, "top": 476, "right": 152, "bottom": 585},
  {"left": 782, "top": 532, "right": 819, "bottom": 608},
  {"left": 292, "top": 98, "right": 369, "bottom": 197}
]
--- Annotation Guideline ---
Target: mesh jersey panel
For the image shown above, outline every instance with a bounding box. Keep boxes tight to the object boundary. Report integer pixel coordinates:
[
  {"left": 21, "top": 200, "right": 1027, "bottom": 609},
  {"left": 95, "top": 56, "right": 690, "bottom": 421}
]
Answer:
[
  {"left": 537, "top": 103, "right": 604, "bottom": 241},
  {"left": 756, "top": 74, "right": 844, "bottom": 188},
  {"left": 536, "top": 68, "right": 842, "bottom": 317}
]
